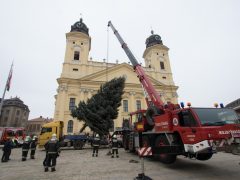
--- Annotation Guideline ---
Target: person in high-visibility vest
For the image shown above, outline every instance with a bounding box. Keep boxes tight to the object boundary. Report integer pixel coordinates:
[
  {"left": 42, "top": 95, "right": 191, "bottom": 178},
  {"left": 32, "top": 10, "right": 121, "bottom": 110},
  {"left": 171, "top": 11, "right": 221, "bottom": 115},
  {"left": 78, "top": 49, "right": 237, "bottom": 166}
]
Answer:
[
  {"left": 22, "top": 136, "right": 31, "bottom": 161},
  {"left": 30, "top": 136, "right": 38, "bottom": 159},
  {"left": 44, "top": 134, "right": 60, "bottom": 172},
  {"left": 111, "top": 135, "right": 119, "bottom": 158},
  {"left": 92, "top": 134, "right": 100, "bottom": 157}
]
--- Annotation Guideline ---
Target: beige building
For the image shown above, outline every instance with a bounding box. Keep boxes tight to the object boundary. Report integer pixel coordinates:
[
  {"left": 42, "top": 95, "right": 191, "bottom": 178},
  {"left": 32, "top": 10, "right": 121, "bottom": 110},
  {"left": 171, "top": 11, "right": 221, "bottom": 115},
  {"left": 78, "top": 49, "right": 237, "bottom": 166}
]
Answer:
[
  {"left": 54, "top": 18, "right": 178, "bottom": 134},
  {"left": 26, "top": 116, "right": 53, "bottom": 136}
]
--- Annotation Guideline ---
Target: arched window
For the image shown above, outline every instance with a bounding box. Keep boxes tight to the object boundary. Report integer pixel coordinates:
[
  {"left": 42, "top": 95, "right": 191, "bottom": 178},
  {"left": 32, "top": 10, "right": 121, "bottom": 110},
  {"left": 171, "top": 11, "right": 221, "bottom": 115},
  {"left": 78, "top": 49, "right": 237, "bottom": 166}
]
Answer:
[{"left": 67, "top": 120, "right": 73, "bottom": 133}]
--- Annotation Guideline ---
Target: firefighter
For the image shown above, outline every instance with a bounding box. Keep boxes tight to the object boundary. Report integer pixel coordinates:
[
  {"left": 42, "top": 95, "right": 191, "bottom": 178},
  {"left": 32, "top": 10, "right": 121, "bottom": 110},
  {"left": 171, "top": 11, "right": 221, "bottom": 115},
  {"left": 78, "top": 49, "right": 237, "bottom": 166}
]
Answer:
[
  {"left": 44, "top": 133, "right": 60, "bottom": 172},
  {"left": 92, "top": 134, "right": 100, "bottom": 157},
  {"left": 111, "top": 134, "right": 119, "bottom": 158},
  {"left": 30, "top": 136, "right": 38, "bottom": 159},
  {"left": 22, "top": 136, "right": 31, "bottom": 161},
  {"left": 1, "top": 137, "right": 14, "bottom": 162}
]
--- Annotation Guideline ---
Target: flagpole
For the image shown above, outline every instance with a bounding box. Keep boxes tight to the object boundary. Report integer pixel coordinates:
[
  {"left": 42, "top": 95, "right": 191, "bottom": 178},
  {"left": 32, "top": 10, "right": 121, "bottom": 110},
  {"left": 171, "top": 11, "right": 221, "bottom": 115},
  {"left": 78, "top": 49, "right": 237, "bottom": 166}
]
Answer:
[{"left": 0, "top": 63, "right": 13, "bottom": 117}]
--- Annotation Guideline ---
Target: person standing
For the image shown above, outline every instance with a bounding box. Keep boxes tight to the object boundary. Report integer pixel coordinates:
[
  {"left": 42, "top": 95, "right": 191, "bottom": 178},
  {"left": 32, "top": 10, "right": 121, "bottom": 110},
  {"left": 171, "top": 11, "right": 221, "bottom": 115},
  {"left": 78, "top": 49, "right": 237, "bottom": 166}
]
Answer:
[
  {"left": 111, "top": 134, "right": 119, "bottom": 158},
  {"left": 44, "top": 134, "right": 60, "bottom": 172},
  {"left": 1, "top": 137, "right": 14, "bottom": 162},
  {"left": 22, "top": 136, "right": 31, "bottom": 161},
  {"left": 30, "top": 136, "right": 38, "bottom": 159},
  {"left": 92, "top": 134, "right": 100, "bottom": 157}
]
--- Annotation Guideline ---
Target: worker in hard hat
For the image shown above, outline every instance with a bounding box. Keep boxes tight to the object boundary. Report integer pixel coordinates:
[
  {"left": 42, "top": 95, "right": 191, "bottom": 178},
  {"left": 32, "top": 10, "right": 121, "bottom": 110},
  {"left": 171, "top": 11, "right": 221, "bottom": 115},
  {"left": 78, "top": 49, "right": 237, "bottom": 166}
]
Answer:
[
  {"left": 44, "top": 133, "right": 60, "bottom": 172},
  {"left": 92, "top": 134, "right": 100, "bottom": 157},
  {"left": 111, "top": 134, "right": 119, "bottom": 158},
  {"left": 30, "top": 135, "right": 38, "bottom": 159},
  {"left": 22, "top": 136, "right": 31, "bottom": 161}
]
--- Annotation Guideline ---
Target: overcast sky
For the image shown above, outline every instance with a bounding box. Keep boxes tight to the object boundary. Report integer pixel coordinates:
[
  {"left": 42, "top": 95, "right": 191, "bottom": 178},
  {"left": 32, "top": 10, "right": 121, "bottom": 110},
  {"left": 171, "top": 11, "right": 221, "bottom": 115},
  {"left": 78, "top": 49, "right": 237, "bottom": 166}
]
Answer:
[{"left": 0, "top": 0, "right": 240, "bottom": 119}]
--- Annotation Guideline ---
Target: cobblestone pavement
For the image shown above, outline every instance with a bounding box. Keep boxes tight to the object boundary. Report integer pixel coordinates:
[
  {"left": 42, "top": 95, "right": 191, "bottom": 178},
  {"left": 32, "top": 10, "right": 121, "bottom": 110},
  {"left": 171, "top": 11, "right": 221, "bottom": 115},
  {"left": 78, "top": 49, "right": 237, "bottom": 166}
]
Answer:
[{"left": 0, "top": 146, "right": 240, "bottom": 180}]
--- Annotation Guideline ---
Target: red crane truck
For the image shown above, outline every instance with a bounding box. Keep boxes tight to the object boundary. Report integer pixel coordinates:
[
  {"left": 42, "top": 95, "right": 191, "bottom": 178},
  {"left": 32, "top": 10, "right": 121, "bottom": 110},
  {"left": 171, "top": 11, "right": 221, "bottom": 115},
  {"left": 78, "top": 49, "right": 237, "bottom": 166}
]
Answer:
[{"left": 108, "top": 21, "right": 240, "bottom": 164}]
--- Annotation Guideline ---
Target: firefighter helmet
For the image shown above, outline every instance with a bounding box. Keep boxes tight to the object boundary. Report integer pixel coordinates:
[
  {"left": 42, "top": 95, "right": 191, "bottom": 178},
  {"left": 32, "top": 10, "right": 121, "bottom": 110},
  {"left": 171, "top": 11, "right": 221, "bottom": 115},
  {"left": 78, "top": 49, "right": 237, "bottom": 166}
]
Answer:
[
  {"left": 25, "top": 136, "right": 31, "bottom": 142},
  {"left": 96, "top": 134, "right": 99, "bottom": 138}
]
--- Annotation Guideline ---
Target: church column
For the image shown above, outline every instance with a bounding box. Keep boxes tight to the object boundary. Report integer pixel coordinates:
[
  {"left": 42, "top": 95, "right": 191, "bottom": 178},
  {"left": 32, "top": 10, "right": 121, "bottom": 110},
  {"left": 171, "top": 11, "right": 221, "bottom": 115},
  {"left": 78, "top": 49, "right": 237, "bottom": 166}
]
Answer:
[
  {"left": 58, "top": 84, "right": 68, "bottom": 121},
  {"left": 129, "top": 91, "right": 136, "bottom": 113}
]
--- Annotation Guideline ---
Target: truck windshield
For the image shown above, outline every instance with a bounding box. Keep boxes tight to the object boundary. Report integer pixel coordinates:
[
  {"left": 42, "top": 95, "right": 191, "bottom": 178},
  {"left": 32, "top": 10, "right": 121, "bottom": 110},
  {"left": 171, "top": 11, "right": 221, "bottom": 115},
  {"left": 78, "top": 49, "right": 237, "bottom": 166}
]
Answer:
[
  {"left": 41, "top": 127, "right": 52, "bottom": 134},
  {"left": 193, "top": 108, "right": 239, "bottom": 126}
]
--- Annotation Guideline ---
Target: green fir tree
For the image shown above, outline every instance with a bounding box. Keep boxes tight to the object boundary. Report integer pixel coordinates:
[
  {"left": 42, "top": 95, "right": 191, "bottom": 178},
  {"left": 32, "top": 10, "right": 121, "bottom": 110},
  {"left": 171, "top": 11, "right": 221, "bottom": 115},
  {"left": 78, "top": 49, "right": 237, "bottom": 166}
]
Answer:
[{"left": 71, "top": 76, "right": 125, "bottom": 135}]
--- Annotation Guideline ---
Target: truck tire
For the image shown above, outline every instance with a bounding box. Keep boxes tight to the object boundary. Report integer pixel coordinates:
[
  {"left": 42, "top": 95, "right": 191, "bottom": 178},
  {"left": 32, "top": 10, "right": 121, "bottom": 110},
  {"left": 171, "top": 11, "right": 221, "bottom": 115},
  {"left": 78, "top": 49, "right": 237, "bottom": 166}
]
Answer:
[
  {"left": 73, "top": 140, "right": 84, "bottom": 150},
  {"left": 155, "top": 135, "right": 177, "bottom": 164},
  {"left": 196, "top": 153, "right": 213, "bottom": 161}
]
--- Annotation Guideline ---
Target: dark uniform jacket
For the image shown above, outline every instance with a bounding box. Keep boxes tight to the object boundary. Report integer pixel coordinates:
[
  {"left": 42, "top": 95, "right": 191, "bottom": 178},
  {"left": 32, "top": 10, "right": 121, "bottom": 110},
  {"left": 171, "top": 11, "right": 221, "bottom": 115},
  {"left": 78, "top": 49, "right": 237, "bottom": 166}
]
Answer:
[
  {"left": 30, "top": 140, "right": 37, "bottom": 150},
  {"left": 44, "top": 139, "right": 60, "bottom": 154},
  {"left": 22, "top": 141, "right": 30, "bottom": 151},
  {"left": 3, "top": 140, "right": 14, "bottom": 152},
  {"left": 111, "top": 138, "right": 118, "bottom": 149},
  {"left": 92, "top": 137, "right": 100, "bottom": 147}
]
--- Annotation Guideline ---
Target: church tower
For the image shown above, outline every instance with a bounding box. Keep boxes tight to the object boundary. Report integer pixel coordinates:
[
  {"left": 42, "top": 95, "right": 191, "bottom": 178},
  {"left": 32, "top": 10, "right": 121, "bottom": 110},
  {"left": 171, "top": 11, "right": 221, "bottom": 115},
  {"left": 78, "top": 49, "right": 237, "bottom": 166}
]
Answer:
[
  {"left": 61, "top": 18, "right": 91, "bottom": 79},
  {"left": 143, "top": 31, "right": 175, "bottom": 86}
]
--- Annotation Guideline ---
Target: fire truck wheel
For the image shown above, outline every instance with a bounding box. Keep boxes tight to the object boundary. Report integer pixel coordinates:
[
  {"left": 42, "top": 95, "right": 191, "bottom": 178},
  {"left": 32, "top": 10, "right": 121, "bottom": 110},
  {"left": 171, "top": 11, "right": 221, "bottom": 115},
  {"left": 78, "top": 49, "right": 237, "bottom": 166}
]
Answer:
[
  {"left": 155, "top": 135, "right": 177, "bottom": 164},
  {"left": 73, "top": 140, "right": 84, "bottom": 150},
  {"left": 196, "top": 153, "right": 213, "bottom": 161}
]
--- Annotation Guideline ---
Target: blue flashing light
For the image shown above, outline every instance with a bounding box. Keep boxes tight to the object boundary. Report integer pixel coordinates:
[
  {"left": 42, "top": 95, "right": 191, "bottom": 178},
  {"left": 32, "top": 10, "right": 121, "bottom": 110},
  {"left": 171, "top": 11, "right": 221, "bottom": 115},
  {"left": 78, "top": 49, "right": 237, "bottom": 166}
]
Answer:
[
  {"left": 180, "top": 102, "right": 184, "bottom": 108},
  {"left": 220, "top": 103, "right": 224, "bottom": 108}
]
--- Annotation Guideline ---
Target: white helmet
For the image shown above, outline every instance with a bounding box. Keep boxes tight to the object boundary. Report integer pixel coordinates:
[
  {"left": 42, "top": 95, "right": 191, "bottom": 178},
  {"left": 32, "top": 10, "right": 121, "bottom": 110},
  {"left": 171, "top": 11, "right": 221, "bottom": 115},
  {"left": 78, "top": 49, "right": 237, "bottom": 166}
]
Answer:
[
  {"left": 96, "top": 134, "right": 99, "bottom": 138},
  {"left": 25, "top": 136, "right": 31, "bottom": 142},
  {"left": 113, "top": 135, "right": 117, "bottom": 138},
  {"left": 52, "top": 133, "right": 57, "bottom": 138},
  {"left": 33, "top": 136, "right": 38, "bottom": 140}
]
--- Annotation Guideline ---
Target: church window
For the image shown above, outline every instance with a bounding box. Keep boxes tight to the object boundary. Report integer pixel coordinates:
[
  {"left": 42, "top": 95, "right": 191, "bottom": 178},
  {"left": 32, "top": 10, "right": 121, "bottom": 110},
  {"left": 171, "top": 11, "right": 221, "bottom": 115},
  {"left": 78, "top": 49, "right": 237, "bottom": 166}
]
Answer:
[
  {"left": 73, "top": 41, "right": 75, "bottom": 44},
  {"left": 73, "top": 68, "right": 78, "bottom": 71},
  {"left": 67, "top": 120, "right": 74, "bottom": 133},
  {"left": 69, "top": 98, "right": 76, "bottom": 110},
  {"left": 136, "top": 100, "right": 141, "bottom": 110},
  {"left": 157, "top": 53, "right": 159, "bottom": 55},
  {"left": 163, "top": 53, "right": 165, "bottom": 56},
  {"left": 160, "top": 61, "right": 165, "bottom": 70},
  {"left": 81, "top": 42, "right": 83, "bottom": 45},
  {"left": 123, "top": 100, "right": 128, "bottom": 112},
  {"left": 74, "top": 51, "right": 80, "bottom": 60},
  {"left": 162, "top": 76, "right": 166, "bottom": 79}
]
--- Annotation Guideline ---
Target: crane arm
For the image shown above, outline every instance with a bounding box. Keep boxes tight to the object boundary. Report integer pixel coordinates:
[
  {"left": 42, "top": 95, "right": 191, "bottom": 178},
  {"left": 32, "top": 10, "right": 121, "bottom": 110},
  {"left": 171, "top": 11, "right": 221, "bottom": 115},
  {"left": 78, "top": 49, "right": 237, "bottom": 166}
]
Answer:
[{"left": 108, "top": 21, "right": 164, "bottom": 110}]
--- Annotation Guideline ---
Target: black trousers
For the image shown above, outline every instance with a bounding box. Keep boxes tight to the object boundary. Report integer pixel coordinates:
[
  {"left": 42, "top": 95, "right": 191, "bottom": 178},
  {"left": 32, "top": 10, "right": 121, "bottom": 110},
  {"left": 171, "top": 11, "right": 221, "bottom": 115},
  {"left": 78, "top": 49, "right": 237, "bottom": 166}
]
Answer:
[
  {"left": 22, "top": 150, "right": 29, "bottom": 160},
  {"left": 47, "top": 154, "right": 57, "bottom": 168},
  {"left": 112, "top": 149, "right": 118, "bottom": 156},
  {"left": 93, "top": 146, "right": 99, "bottom": 154},
  {"left": 1, "top": 151, "right": 10, "bottom": 162},
  {"left": 30, "top": 149, "right": 36, "bottom": 158}
]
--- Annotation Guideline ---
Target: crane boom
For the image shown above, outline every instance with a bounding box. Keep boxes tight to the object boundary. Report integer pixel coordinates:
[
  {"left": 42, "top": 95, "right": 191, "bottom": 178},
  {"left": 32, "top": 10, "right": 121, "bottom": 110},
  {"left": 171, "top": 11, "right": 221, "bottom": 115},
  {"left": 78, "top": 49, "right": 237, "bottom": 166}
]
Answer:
[{"left": 108, "top": 21, "right": 164, "bottom": 110}]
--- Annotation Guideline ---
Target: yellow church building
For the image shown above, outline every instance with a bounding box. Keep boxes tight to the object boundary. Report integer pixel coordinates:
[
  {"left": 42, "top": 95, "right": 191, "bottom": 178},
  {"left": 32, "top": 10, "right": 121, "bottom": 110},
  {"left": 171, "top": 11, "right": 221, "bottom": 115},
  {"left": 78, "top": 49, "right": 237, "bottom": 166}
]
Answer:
[{"left": 53, "top": 18, "right": 178, "bottom": 134}]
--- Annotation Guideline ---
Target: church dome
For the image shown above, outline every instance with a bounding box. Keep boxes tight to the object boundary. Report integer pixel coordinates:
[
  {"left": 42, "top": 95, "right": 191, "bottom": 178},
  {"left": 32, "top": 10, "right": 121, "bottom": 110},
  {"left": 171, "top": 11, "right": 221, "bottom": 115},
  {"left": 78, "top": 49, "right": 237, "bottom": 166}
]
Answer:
[
  {"left": 145, "top": 30, "right": 163, "bottom": 48},
  {"left": 70, "top": 18, "right": 89, "bottom": 35}
]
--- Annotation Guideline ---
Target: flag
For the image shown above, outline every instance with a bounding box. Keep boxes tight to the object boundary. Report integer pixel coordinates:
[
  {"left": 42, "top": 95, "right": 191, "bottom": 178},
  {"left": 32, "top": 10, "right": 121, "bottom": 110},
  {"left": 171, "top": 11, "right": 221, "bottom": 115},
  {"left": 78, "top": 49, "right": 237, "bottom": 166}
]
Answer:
[{"left": 6, "top": 64, "right": 13, "bottom": 91}]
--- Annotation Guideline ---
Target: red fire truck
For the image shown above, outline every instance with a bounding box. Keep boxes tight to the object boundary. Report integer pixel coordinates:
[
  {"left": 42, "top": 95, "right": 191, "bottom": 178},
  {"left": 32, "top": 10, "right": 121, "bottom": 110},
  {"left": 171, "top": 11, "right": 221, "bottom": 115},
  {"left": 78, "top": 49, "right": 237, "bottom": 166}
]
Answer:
[
  {"left": 0, "top": 127, "right": 26, "bottom": 146},
  {"left": 108, "top": 21, "right": 240, "bottom": 164}
]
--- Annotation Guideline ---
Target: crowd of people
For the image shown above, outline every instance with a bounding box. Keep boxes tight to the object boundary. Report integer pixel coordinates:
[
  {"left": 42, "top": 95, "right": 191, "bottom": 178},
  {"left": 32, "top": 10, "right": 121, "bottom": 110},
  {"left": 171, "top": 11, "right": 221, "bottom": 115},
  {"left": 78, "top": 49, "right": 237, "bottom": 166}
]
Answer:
[{"left": 1, "top": 133, "right": 120, "bottom": 172}]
